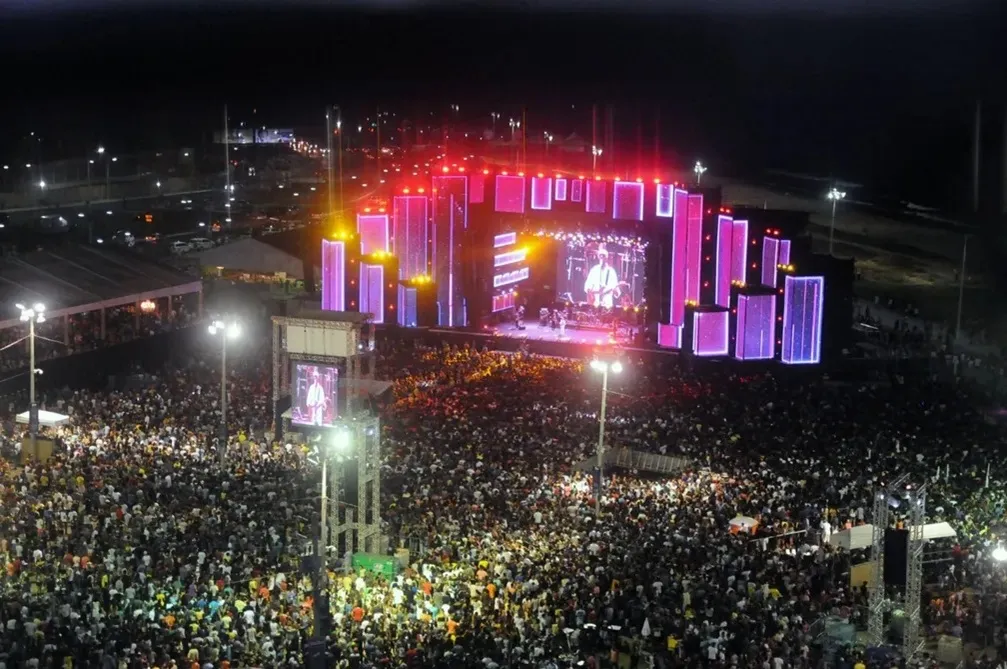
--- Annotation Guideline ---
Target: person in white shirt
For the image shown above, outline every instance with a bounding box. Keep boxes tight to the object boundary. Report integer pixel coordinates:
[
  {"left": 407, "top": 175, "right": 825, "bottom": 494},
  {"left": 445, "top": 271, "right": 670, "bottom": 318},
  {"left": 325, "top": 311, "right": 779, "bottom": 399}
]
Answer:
[
  {"left": 305, "top": 370, "right": 327, "bottom": 425},
  {"left": 583, "top": 247, "right": 619, "bottom": 308}
]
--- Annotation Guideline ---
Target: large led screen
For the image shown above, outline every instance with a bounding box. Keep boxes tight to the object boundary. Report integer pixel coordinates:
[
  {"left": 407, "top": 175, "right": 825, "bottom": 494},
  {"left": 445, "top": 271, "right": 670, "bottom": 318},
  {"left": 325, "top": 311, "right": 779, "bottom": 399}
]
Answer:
[
  {"left": 782, "top": 275, "right": 824, "bottom": 365},
  {"left": 735, "top": 294, "right": 776, "bottom": 360},
  {"left": 495, "top": 175, "right": 526, "bottom": 214},
  {"left": 612, "top": 181, "right": 644, "bottom": 221},
  {"left": 531, "top": 176, "right": 553, "bottom": 210},
  {"left": 586, "top": 180, "right": 607, "bottom": 214},
  {"left": 552, "top": 233, "right": 646, "bottom": 309},
  {"left": 692, "top": 310, "right": 730, "bottom": 357},
  {"left": 357, "top": 214, "right": 390, "bottom": 255},
  {"left": 291, "top": 363, "right": 339, "bottom": 427}
]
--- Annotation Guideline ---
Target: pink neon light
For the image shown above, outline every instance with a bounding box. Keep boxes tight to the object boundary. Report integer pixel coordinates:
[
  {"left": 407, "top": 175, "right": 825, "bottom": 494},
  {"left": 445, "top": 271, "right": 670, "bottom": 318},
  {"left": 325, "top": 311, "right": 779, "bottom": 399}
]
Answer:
[
  {"left": 657, "top": 322, "right": 683, "bottom": 348},
  {"left": 495, "top": 175, "right": 526, "bottom": 214},
  {"left": 735, "top": 294, "right": 776, "bottom": 360},
  {"left": 669, "top": 188, "right": 690, "bottom": 326},
  {"left": 555, "top": 178, "right": 568, "bottom": 201},
  {"left": 492, "top": 292, "right": 517, "bottom": 313},
  {"left": 692, "top": 310, "right": 730, "bottom": 357},
  {"left": 612, "top": 181, "right": 645, "bottom": 221},
  {"left": 469, "top": 172, "right": 485, "bottom": 204},
  {"left": 320, "top": 239, "right": 346, "bottom": 311},
  {"left": 357, "top": 213, "right": 390, "bottom": 255},
  {"left": 531, "top": 176, "right": 553, "bottom": 210},
  {"left": 359, "top": 263, "right": 385, "bottom": 324},
  {"left": 494, "top": 249, "right": 526, "bottom": 267},
  {"left": 570, "top": 179, "right": 584, "bottom": 203},
  {"left": 656, "top": 183, "right": 674, "bottom": 218},
  {"left": 761, "top": 237, "right": 779, "bottom": 287},
  {"left": 685, "top": 194, "right": 704, "bottom": 303},
  {"left": 731, "top": 220, "right": 748, "bottom": 286},
  {"left": 393, "top": 195, "right": 428, "bottom": 280},
  {"left": 782, "top": 275, "right": 824, "bottom": 365},
  {"left": 586, "top": 180, "right": 607, "bottom": 214},
  {"left": 715, "top": 215, "right": 733, "bottom": 308}
]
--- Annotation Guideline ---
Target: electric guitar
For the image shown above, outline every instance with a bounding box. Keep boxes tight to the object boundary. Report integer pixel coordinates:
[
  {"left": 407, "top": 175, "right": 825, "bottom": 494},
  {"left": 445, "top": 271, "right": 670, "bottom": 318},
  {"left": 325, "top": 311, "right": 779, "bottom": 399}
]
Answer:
[{"left": 586, "top": 285, "right": 620, "bottom": 307}]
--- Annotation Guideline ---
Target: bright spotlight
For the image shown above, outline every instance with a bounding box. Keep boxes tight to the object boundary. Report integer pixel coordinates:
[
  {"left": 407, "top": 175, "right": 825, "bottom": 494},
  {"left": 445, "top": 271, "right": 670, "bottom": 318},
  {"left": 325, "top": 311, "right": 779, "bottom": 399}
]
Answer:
[{"left": 994, "top": 546, "right": 1007, "bottom": 562}]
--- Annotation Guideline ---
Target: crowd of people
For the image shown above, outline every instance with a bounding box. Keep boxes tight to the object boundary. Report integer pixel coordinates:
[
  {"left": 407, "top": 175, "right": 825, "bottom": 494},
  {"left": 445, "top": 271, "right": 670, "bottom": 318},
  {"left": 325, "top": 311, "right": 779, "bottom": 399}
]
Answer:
[{"left": 1, "top": 322, "right": 1007, "bottom": 668}]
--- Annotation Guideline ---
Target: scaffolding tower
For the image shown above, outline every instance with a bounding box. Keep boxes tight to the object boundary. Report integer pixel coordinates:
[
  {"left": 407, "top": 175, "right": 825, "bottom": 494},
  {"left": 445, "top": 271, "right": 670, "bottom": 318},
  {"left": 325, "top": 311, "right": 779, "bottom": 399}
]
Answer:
[{"left": 866, "top": 474, "right": 926, "bottom": 661}]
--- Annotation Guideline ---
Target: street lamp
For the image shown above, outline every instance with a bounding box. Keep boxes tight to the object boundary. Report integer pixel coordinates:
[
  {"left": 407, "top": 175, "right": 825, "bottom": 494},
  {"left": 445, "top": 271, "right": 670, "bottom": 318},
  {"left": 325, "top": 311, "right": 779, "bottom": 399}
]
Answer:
[
  {"left": 17, "top": 302, "right": 45, "bottom": 449},
  {"left": 38, "top": 180, "right": 46, "bottom": 190},
  {"left": 589, "top": 358, "right": 622, "bottom": 515},
  {"left": 592, "top": 145, "right": 603, "bottom": 174},
  {"left": 208, "top": 318, "right": 240, "bottom": 464},
  {"left": 694, "top": 161, "right": 707, "bottom": 184},
  {"left": 994, "top": 545, "right": 1007, "bottom": 562},
  {"left": 826, "top": 187, "right": 846, "bottom": 256},
  {"left": 544, "top": 132, "right": 554, "bottom": 158}
]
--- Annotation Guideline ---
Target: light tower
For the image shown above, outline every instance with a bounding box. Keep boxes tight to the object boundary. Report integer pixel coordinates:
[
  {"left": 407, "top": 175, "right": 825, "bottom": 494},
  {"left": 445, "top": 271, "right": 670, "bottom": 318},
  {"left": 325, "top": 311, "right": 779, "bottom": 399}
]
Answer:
[
  {"left": 693, "top": 161, "right": 707, "bottom": 184},
  {"left": 17, "top": 302, "right": 45, "bottom": 448},
  {"left": 826, "top": 187, "right": 846, "bottom": 256}
]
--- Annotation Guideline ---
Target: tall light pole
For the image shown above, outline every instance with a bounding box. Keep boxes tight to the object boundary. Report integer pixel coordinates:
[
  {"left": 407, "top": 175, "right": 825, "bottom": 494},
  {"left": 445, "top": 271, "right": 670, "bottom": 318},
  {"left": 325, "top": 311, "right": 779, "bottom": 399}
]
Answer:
[
  {"left": 956, "top": 234, "right": 970, "bottom": 345},
  {"left": 592, "top": 145, "right": 603, "bottom": 175},
  {"left": 208, "top": 319, "right": 240, "bottom": 465},
  {"left": 827, "top": 187, "right": 846, "bottom": 256},
  {"left": 694, "top": 161, "right": 707, "bottom": 185},
  {"left": 17, "top": 303, "right": 45, "bottom": 451},
  {"left": 326, "top": 107, "right": 335, "bottom": 221},
  {"left": 544, "top": 132, "right": 554, "bottom": 159},
  {"left": 589, "top": 358, "right": 622, "bottom": 515}
]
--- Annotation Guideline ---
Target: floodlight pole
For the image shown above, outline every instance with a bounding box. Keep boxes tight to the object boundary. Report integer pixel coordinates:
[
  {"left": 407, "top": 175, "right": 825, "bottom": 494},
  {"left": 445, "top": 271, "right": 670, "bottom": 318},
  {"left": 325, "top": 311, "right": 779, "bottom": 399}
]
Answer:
[
  {"left": 28, "top": 316, "right": 37, "bottom": 448},
  {"left": 326, "top": 107, "right": 335, "bottom": 223},
  {"left": 219, "top": 333, "right": 228, "bottom": 464},
  {"left": 596, "top": 366, "right": 609, "bottom": 516},
  {"left": 320, "top": 453, "right": 328, "bottom": 550},
  {"left": 956, "top": 234, "right": 970, "bottom": 345}
]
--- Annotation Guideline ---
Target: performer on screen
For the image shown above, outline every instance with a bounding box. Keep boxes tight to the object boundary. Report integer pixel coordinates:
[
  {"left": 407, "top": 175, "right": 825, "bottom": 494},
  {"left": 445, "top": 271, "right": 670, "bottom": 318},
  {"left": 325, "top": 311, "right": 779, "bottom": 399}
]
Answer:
[
  {"left": 306, "top": 369, "right": 327, "bottom": 426},
  {"left": 584, "top": 246, "right": 619, "bottom": 309}
]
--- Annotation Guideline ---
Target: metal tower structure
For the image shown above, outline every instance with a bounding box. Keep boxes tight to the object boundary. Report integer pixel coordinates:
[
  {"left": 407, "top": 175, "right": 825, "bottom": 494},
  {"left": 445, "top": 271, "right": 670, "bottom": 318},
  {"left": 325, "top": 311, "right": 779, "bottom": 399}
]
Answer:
[{"left": 866, "top": 474, "right": 926, "bottom": 661}]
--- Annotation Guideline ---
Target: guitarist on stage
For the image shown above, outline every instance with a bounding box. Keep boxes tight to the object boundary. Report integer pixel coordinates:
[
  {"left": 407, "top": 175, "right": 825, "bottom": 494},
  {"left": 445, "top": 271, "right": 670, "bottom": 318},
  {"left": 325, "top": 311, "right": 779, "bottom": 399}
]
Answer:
[{"left": 583, "top": 246, "right": 619, "bottom": 309}]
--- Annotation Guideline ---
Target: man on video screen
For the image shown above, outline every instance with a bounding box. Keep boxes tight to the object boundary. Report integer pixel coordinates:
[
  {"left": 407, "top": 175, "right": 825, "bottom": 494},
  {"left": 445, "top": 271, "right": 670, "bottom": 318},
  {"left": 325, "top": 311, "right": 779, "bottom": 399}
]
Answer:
[
  {"left": 306, "top": 369, "right": 328, "bottom": 425},
  {"left": 583, "top": 245, "right": 619, "bottom": 308}
]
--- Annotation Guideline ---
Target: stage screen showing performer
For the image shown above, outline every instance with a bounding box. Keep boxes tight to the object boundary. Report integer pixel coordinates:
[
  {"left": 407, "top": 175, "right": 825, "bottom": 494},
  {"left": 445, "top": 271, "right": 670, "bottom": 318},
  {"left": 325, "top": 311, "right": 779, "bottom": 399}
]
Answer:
[
  {"left": 291, "top": 363, "right": 339, "bottom": 428},
  {"left": 555, "top": 235, "right": 647, "bottom": 309}
]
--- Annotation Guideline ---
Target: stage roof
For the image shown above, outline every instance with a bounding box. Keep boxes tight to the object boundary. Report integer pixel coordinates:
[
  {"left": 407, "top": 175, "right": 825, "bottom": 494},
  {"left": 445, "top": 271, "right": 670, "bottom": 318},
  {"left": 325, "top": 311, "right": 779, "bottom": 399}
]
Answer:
[{"left": 0, "top": 245, "right": 202, "bottom": 329}]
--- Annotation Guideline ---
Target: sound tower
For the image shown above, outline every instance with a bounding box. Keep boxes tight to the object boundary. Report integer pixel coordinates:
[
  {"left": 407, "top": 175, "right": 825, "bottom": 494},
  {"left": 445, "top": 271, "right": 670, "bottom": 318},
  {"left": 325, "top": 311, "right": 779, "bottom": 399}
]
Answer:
[{"left": 883, "top": 528, "right": 909, "bottom": 587}]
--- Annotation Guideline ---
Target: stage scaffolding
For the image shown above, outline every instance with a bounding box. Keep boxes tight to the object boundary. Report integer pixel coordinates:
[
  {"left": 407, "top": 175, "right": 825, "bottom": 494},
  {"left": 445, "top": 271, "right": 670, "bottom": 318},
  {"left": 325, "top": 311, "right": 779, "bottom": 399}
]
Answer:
[{"left": 867, "top": 474, "right": 926, "bottom": 661}]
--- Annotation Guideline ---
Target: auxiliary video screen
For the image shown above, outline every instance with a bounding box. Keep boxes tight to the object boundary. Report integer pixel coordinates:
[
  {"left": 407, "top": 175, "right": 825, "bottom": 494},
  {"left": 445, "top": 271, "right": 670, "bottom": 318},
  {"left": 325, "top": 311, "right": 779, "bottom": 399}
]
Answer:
[
  {"left": 291, "top": 363, "right": 340, "bottom": 428},
  {"left": 555, "top": 233, "right": 647, "bottom": 309}
]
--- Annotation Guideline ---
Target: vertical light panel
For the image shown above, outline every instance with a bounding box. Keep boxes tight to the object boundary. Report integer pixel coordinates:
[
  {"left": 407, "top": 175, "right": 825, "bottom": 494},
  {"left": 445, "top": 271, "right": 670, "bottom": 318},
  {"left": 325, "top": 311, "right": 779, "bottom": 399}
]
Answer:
[
  {"left": 692, "top": 310, "right": 730, "bottom": 357},
  {"left": 731, "top": 220, "right": 748, "bottom": 285},
  {"left": 685, "top": 193, "right": 704, "bottom": 303},
  {"left": 735, "top": 294, "right": 776, "bottom": 360},
  {"left": 586, "top": 179, "right": 607, "bottom": 214},
  {"left": 570, "top": 179, "right": 584, "bottom": 203},
  {"left": 358, "top": 263, "right": 385, "bottom": 324},
  {"left": 779, "top": 239, "right": 792, "bottom": 266},
  {"left": 469, "top": 173, "right": 485, "bottom": 204},
  {"left": 782, "top": 275, "right": 824, "bottom": 365},
  {"left": 657, "top": 322, "right": 683, "bottom": 349},
  {"left": 494, "top": 175, "right": 526, "bottom": 214},
  {"left": 715, "top": 215, "right": 733, "bottom": 308},
  {"left": 393, "top": 195, "right": 429, "bottom": 280},
  {"left": 761, "top": 236, "right": 779, "bottom": 288},
  {"left": 656, "top": 183, "right": 674, "bottom": 218},
  {"left": 669, "top": 188, "right": 690, "bottom": 326},
  {"left": 531, "top": 176, "right": 553, "bottom": 210},
  {"left": 555, "top": 178, "right": 568, "bottom": 201},
  {"left": 357, "top": 213, "right": 390, "bottom": 255},
  {"left": 397, "top": 285, "right": 418, "bottom": 327},
  {"left": 320, "top": 239, "right": 346, "bottom": 311},
  {"left": 432, "top": 175, "right": 468, "bottom": 327},
  {"left": 612, "top": 181, "right": 645, "bottom": 221}
]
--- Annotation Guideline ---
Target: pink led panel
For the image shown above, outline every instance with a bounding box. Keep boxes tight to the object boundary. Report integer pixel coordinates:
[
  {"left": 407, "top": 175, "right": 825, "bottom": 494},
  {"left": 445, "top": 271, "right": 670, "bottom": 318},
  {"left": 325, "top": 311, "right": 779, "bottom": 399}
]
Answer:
[
  {"left": 469, "top": 173, "right": 485, "bottom": 204},
  {"left": 735, "top": 294, "right": 776, "bottom": 360},
  {"left": 715, "top": 215, "right": 733, "bottom": 308},
  {"left": 531, "top": 176, "right": 553, "bottom": 210},
  {"left": 555, "top": 178, "right": 568, "bottom": 201},
  {"left": 731, "top": 220, "right": 748, "bottom": 285},
  {"left": 779, "top": 239, "right": 792, "bottom": 266},
  {"left": 612, "top": 181, "right": 645, "bottom": 221},
  {"left": 586, "top": 180, "right": 607, "bottom": 214},
  {"left": 669, "top": 188, "right": 690, "bottom": 326},
  {"left": 657, "top": 322, "right": 683, "bottom": 349},
  {"left": 357, "top": 213, "right": 390, "bottom": 255},
  {"left": 782, "top": 275, "right": 824, "bottom": 365},
  {"left": 359, "top": 263, "right": 385, "bottom": 324},
  {"left": 494, "top": 175, "right": 526, "bottom": 214},
  {"left": 761, "top": 237, "right": 779, "bottom": 288},
  {"left": 656, "top": 183, "right": 674, "bottom": 218},
  {"left": 692, "top": 310, "right": 730, "bottom": 357},
  {"left": 321, "top": 239, "right": 346, "bottom": 311},
  {"left": 494, "top": 232, "right": 516, "bottom": 248},
  {"left": 492, "top": 292, "right": 517, "bottom": 313},
  {"left": 393, "top": 195, "right": 429, "bottom": 280},
  {"left": 685, "top": 194, "right": 704, "bottom": 303},
  {"left": 570, "top": 179, "right": 584, "bottom": 203}
]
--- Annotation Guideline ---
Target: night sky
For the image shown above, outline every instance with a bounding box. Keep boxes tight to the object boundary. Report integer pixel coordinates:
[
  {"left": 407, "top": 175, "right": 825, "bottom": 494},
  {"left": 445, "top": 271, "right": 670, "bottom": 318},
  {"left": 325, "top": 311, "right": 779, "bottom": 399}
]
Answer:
[{"left": 0, "top": 0, "right": 1001, "bottom": 211}]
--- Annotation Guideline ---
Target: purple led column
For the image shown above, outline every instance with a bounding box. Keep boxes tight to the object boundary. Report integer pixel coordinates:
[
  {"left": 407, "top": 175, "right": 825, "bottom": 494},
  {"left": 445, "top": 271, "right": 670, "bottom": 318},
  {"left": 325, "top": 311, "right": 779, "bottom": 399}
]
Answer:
[
  {"left": 779, "top": 239, "right": 792, "bottom": 266},
  {"left": 761, "top": 237, "right": 779, "bottom": 288},
  {"left": 692, "top": 310, "right": 730, "bottom": 357},
  {"left": 731, "top": 220, "right": 748, "bottom": 284},
  {"left": 393, "top": 195, "right": 429, "bottom": 280},
  {"left": 782, "top": 275, "right": 824, "bottom": 365},
  {"left": 570, "top": 179, "right": 583, "bottom": 203},
  {"left": 469, "top": 173, "right": 485, "bottom": 204},
  {"left": 397, "top": 285, "right": 418, "bottom": 327},
  {"left": 612, "top": 181, "right": 644, "bottom": 221},
  {"left": 586, "top": 179, "right": 607, "bottom": 214},
  {"left": 555, "top": 178, "right": 568, "bottom": 201},
  {"left": 657, "top": 323, "right": 683, "bottom": 348},
  {"left": 358, "top": 263, "right": 385, "bottom": 324},
  {"left": 432, "top": 175, "right": 468, "bottom": 327},
  {"left": 531, "top": 176, "right": 553, "bottom": 210},
  {"left": 494, "top": 175, "right": 526, "bottom": 214},
  {"left": 321, "top": 239, "right": 346, "bottom": 311},
  {"left": 735, "top": 294, "right": 776, "bottom": 360},
  {"left": 669, "top": 188, "right": 690, "bottom": 327},
  {"left": 685, "top": 193, "right": 704, "bottom": 304},
  {"left": 715, "top": 215, "right": 733, "bottom": 307},
  {"left": 357, "top": 213, "right": 390, "bottom": 255},
  {"left": 656, "top": 183, "right": 674, "bottom": 218}
]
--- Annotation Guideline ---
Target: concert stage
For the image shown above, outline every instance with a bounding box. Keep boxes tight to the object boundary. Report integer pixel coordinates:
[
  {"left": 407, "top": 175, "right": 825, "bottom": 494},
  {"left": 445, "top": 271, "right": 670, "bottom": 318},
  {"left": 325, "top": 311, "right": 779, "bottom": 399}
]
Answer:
[{"left": 489, "top": 321, "right": 630, "bottom": 346}]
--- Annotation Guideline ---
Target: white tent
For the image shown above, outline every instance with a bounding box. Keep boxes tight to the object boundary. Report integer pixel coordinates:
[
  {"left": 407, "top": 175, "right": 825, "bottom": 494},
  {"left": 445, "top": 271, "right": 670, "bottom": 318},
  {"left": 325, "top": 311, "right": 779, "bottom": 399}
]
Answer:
[
  {"left": 15, "top": 410, "right": 70, "bottom": 428},
  {"left": 827, "top": 522, "right": 957, "bottom": 550}
]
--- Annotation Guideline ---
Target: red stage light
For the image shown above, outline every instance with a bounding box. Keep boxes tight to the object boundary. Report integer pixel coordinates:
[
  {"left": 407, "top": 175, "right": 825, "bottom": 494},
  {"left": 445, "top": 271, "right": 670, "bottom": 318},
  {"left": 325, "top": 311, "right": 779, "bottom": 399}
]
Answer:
[
  {"left": 578, "top": 175, "right": 585, "bottom": 180},
  {"left": 537, "top": 173, "right": 544, "bottom": 178},
  {"left": 417, "top": 188, "right": 425, "bottom": 194},
  {"left": 403, "top": 188, "right": 411, "bottom": 194},
  {"left": 364, "top": 207, "right": 371, "bottom": 213},
  {"left": 594, "top": 176, "right": 601, "bottom": 181},
  {"left": 442, "top": 166, "right": 450, "bottom": 173},
  {"left": 482, "top": 169, "right": 489, "bottom": 175},
  {"left": 502, "top": 171, "right": 509, "bottom": 176},
  {"left": 458, "top": 166, "right": 466, "bottom": 172},
  {"left": 653, "top": 178, "right": 661, "bottom": 184},
  {"left": 635, "top": 178, "right": 643, "bottom": 183},
  {"left": 518, "top": 172, "right": 525, "bottom": 177},
  {"left": 378, "top": 207, "right": 386, "bottom": 213}
]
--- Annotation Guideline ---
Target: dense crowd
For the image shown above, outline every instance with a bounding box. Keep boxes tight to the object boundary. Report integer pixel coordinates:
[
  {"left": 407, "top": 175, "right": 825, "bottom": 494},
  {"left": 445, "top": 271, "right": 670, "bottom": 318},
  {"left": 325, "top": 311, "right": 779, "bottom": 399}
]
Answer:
[{"left": 1, "top": 325, "right": 1006, "bottom": 668}]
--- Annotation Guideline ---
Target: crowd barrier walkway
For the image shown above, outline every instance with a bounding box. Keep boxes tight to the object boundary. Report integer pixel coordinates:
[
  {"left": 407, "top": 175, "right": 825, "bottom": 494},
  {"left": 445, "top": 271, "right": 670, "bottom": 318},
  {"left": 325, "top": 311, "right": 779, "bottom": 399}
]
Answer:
[{"left": 574, "top": 447, "right": 690, "bottom": 476}]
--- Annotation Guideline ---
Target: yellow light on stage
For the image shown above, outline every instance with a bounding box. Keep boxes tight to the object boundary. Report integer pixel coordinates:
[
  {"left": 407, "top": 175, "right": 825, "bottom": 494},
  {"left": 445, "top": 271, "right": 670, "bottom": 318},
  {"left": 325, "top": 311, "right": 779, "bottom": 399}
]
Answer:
[{"left": 140, "top": 299, "right": 156, "bottom": 313}]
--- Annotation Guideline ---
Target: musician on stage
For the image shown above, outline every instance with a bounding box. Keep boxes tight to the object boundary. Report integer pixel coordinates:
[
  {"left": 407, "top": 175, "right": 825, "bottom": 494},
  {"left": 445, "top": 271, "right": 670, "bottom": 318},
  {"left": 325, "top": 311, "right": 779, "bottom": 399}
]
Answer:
[
  {"left": 583, "top": 246, "right": 619, "bottom": 309},
  {"left": 306, "top": 369, "right": 327, "bottom": 426}
]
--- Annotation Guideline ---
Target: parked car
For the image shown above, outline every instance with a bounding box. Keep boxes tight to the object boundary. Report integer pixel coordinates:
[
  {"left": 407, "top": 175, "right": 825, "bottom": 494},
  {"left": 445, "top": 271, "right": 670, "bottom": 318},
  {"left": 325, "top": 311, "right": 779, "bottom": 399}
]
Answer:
[
  {"left": 190, "top": 237, "right": 214, "bottom": 250},
  {"left": 170, "top": 240, "right": 193, "bottom": 254}
]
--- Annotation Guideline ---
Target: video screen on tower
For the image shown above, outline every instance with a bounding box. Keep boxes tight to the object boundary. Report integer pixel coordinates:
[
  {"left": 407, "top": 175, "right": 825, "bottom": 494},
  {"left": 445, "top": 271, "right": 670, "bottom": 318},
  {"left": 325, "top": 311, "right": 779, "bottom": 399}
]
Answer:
[
  {"left": 554, "top": 233, "right": 647, "bottom": 309},
  {"left": 291, "top": 363, "right": 339, "bottom": 428}
]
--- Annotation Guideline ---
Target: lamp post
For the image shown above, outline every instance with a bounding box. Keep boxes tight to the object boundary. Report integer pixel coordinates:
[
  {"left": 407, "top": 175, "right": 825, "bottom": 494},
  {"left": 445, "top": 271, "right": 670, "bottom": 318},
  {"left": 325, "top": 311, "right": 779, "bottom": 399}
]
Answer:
[
  {"left": 17, "top": 302, "right": 45, "bottom": 450},
  {"left": 956, "top": 234, "right": 970, "bottom": 345},
  {"left": 592, "top": 145, "right": 603, "bottom": 175},
  {"left": 826, "top": 187, "right": 846, "bottom": 256},
  {"left": 544, "top": 132, "right": 554, "bottom": 159},
  {"left": 208, "top": 319, "right": 240, "bottom": 465},
  {"left": 589, "top": 358, "right": 622, "bottom": 515},
  {"left": 693, "top": 161, "right": 707, "bottom": 185}
]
